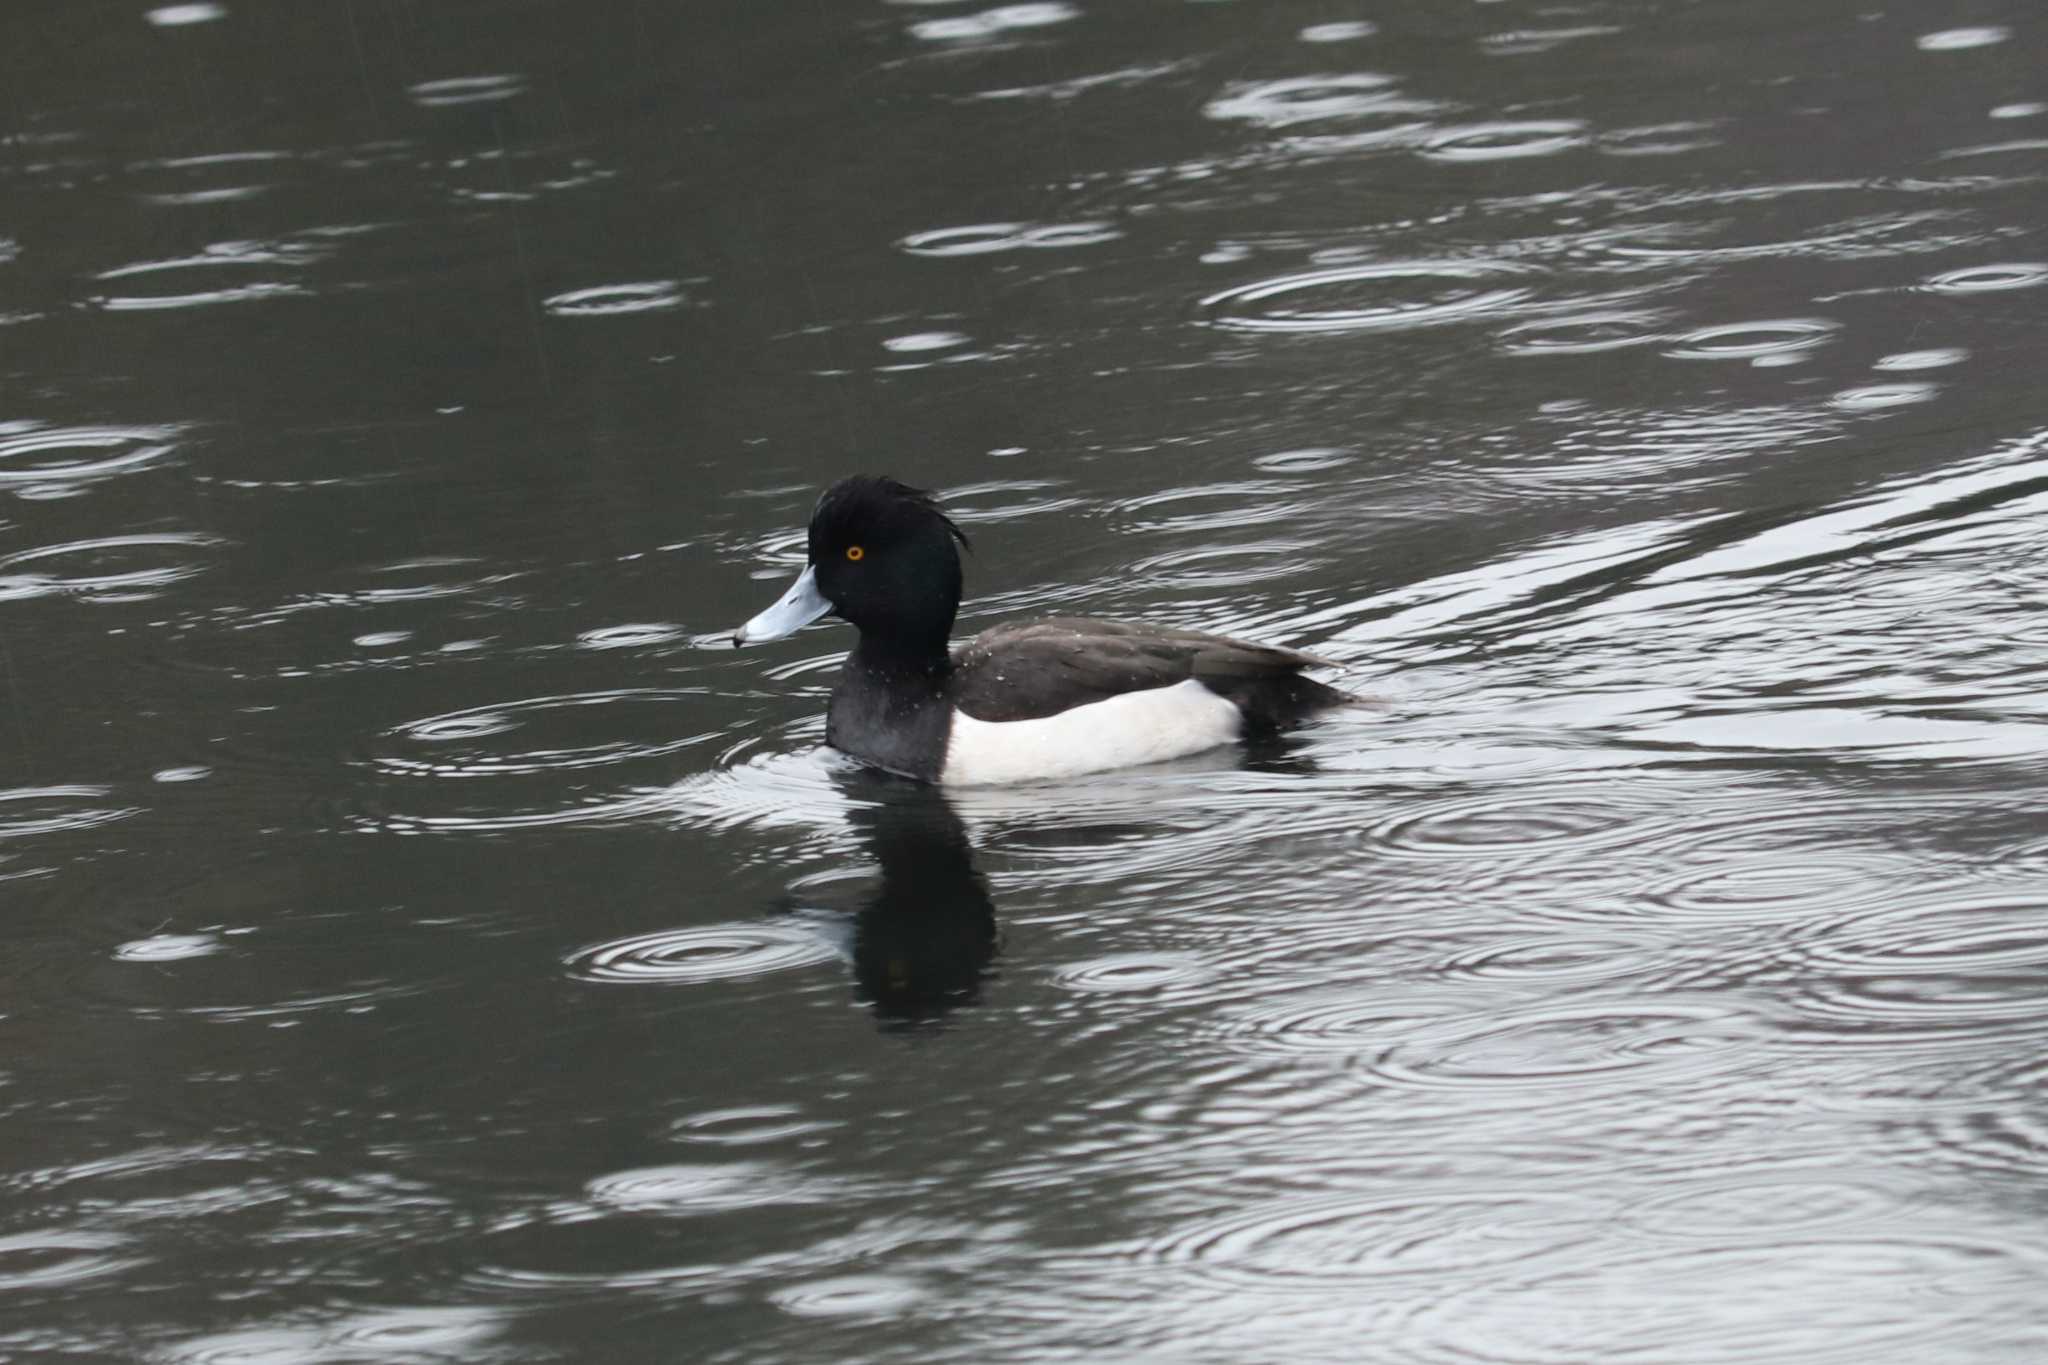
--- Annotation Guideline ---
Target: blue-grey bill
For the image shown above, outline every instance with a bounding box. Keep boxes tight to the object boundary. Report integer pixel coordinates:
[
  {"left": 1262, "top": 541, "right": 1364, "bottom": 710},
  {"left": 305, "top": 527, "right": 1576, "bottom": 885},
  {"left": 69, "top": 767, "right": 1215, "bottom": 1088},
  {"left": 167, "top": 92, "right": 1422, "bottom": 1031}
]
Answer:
[{"left": 733, "top": 565, "right": 831, "bottom": 645}]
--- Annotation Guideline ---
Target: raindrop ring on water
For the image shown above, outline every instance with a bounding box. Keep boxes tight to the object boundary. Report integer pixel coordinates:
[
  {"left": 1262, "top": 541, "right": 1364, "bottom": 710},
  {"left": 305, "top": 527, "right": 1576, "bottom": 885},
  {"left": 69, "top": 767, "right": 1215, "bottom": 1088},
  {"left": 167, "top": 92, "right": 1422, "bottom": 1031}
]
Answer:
[
  {"left": 565, "top": 924, "right": 840, "bottom": 985},
  {"left": 1200, "top": 260, "right": 1540, "bottom": 335}
]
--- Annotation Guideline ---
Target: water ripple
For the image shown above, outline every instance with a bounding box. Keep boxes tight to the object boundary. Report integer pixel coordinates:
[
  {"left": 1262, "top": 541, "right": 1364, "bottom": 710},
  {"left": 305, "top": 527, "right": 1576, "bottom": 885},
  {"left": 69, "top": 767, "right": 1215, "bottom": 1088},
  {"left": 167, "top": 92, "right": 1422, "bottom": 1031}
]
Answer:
[
  {"left": 542, "top": 281, "right": 689, "bottom": 316},
  {"left": 1369, "top": 793, "right": 1641, "bottom": 858},
  {"left": 1211, "top": 991, "right": 1467, "bottom": 1058},
  {"left": 0, "top": 1230, "right": 141, "bottom": 1292},
  {"left": 1054, "top": 952, "right": 1216, "bottom": 995},
  {"left": 1416, "top": 1236, "right": 2047, "bottom": 1365},
  {"left": 1873, "top": 347, "right": 1967, "bottom": 371},
  {"left": 408, "top": 75, "right": 526, "bottom": 108},
  {"left": 113, "top": 932, "right": 223, "bottom": 962},
  {"left": 576, "top": 623, "right": 684, "bottom": 650},
  {"left": 1830, "top": 382, "right": 1937, "bottom": 412},
  {"left": 566, "top": 924, "right": 839, "bottom": 985},
  {"left": 360, "top": 689, "right": 729, "bottom": 833},
  {"left": 910, "top": 3, "right": 1076, "bottom": 42},
  {"left": 88, "top": 241, "right": 325, "bottom": 311},
  {"left": 671, "top": 1105, "right": 840, "bottom": 1148},
  {"left": 1120, "top": 1188, "right": 1606, "bottom": 1289},
  {"left": 1420, "top": 121, "right": 1589, "bottom": 163},
  {"left": 1643, "top": 852, "right": 1910, "bottom": 923},
  {"left": 1623, "top": 1176, "right": 1896, "bottom": 1241},
  {"left": 1921, "top": 262, "right": 2048, "bottom": 294},
  {"left": 1436, "top": 934, "right": 1654, "bottom": 985},
  {"left": 1106, "top": 481, "right": 1313, "bottom": 535},
  {"left": 584, "top": 1160, "right": 848, "bottom": 1213},
  {"left": 0, "top": 786, "right": 138, "bottom": 839},
  {"left": 1205, "top": 75, "right": 1403, "bottom": 129},
  {"left": 145, "top": 3, "right": 227, "bottom": 25},
  {"left": 1916, "top": 27, "right": 2010, "bottom": 52},
  {"left": 1491, "top": 26, "right": 1628, "bottom": 57},
  {"left": 770, "top": 1274, "right": 928, "bottom": 1318},
  {"left": 1662, "top": 318, "right": 1838, "bottom": 361},
  {"left": 1252, "top": 447, "right": 1355, "bottom": 474},
  {"left": 1758, "top": 896, "right": 2048, "bottom": 1054},
  {"left": 1201, "top": 261, "right": 1541, "bottom": 334},
  {"left": 1300, "top": 22, "right": 1377, "bottom": 44},
  {"left": 1129, "top": 540, "right": 1322, "bottom": 589},
  {"left": 900, "top": 221, "right": 1121, "bottom": 256},
  {"left": 1370, "top": 998, "right": 1765, "bottom": 1092},
  {"left": 1497, "top": 310, "right": 1670, "bottom": 356},
  {"left": 1896, "top": 1055, "right": 2048, "bottom": 1180},
  {"left": 0, "top": 423, "right": 181, "bottom": 490},
  {"left": 0, "top": 533, "right": 222, "bottom": 601},
  {"left": 374, "top": 690, "right": 715, "bottom": 777},
  {"left": 164, "top": 1307, "right": 505, "bottom": 1365},
  {"left": 129, "top": 149, "right": 290, "bottom": 206}
]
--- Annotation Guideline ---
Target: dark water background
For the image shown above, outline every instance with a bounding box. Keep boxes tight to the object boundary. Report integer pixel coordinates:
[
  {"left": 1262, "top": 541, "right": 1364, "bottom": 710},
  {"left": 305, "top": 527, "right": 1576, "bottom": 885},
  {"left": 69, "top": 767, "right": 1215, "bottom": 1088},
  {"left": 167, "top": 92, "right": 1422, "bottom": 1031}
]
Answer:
[{"left": 5, "top": 0, "right": 2048, "bottom": 1360}]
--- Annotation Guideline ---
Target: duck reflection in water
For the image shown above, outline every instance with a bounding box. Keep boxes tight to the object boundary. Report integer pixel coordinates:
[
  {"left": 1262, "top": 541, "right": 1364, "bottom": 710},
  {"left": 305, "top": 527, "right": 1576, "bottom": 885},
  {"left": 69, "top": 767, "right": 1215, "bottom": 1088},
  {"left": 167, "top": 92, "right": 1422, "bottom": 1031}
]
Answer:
[{"left": 795, "top": 772, "right": 998, "bottom": 1026}]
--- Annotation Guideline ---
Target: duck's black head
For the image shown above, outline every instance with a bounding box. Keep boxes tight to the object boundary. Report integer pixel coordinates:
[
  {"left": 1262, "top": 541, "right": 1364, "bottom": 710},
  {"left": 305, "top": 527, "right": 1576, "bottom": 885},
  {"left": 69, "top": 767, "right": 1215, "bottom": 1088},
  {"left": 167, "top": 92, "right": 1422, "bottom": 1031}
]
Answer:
[
  {"left": 810, "top": 476, "right": 970, "bottom": 651},
  {"left": 733, "top": 475, "right": 970, "bottom": 656}
]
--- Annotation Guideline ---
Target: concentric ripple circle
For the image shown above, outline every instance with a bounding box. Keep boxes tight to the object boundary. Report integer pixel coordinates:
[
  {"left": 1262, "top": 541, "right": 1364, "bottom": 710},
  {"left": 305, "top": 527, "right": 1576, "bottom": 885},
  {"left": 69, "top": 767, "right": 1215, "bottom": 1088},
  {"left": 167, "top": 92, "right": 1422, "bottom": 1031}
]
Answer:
[
  {"left": 0, "top": 786, "right": 139, "bottom": 839},
  {"left": 1436, "top": 933, "right": 1648, "bottom": 984},
  {"left": 1921, "top": 262, "right": 2048, "bottom": 293},
  {"left": 360, "top": 688, "right": 733, "bottom": 834},
  {"left": 1419, "top": 1236, "right": 2047, "bottom": 1365},
  {"left": 584, "top": 1160, "right": 844, "bottom": 1213},
  {"left": 771, "top": 1274, "right": 928, "bottom": 1318},
  {"left": 1369, "top": 999, "right": 1760, "bottom": 1091},
  {"left": 114, "top": 933, "right": 223, "bottom": 962},
  {"left": 1497, "top": 311, "right": 1668, "bottom": 355},
  {"left": 1204, "top": 75, "right": 1402, "bottom": 128},
  {"left": 565, "top": 924, "right": 840, "bottom": 985},
  {"left": 408, "top": 74, "right": 526, "bottom": 108},
  {"left": 1213, "top": 991, "right": 1466, "bottom": 1057},
  {"left": 1130, "top": 541, "right": 1319, "bottom": 589},
  {"left": 0, "top": 534, "right": 222, "bottom": 601},
  {"left": 1054, "top": 952, "right": 1216, "bottom": 994},
  {"left": 374, "top": 690, "right": 713, "bottom": 777},
  {"left": 90, "top": 245, "right": 320, "bottom": 312},
  {"left": 1662, "top": 318, "right": 1838, "bottom": 360},
  {"left": 1201, "top": 261, "right": 1540, "bottom": 334},
  {"left": 575, "top": 623, "right": 684, "bottom": 650},
  {"left": 0, "top": 424, "right": 180, "bottom": 485},
  {"left": 0, "top": 1229, "right": 140, "bottom": 1291},
  {"left": 1898, "top": 1056, "right": 2048, "bottom": 1179},
  {"left": 1642, "top": 852, "right": 1909, "bottom": 921},
  {"left": 1420, "top": 120, "right": 1588, "bottom": 162},
  {"left": 1126, "top": 1188, "right": 1604, "bottom": 1289},
  {"left": 1622, "top": 1177, "right": 1897, "bottom": 1241},
  {"left": 671, "top": 1105, "right": 838, "bottom": 1147},
  {"left": 1771, "top": 897, "right": 2048, "bottom": 1048},
  {"left": 899, "top": 221, "right": 1120, "bottom": 256},
  {"left": 543, "top": 281, "right": 686, "bottom": 316},
  {"left": 1830, "top": 382, "right": 1937, "bottom": 411},
  {"left": 1368, "top": 793, "right": 1640, "bottom": 858}
]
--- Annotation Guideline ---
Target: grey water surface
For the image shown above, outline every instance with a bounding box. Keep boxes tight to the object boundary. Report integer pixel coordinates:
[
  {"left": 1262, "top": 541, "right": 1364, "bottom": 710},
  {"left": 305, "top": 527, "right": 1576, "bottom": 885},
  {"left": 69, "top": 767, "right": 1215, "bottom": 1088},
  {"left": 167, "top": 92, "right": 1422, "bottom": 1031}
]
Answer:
[{"left": 5, "top": 0, "right": 2048, "bottom": 1360}]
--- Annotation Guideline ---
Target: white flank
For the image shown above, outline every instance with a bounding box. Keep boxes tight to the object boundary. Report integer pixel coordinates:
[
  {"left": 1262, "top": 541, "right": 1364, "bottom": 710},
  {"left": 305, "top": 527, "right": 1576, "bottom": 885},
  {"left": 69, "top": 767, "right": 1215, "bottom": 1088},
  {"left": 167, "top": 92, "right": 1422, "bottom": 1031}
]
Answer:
[{"left": 940, "top": 679, "right": 1243, "bottom": 786}]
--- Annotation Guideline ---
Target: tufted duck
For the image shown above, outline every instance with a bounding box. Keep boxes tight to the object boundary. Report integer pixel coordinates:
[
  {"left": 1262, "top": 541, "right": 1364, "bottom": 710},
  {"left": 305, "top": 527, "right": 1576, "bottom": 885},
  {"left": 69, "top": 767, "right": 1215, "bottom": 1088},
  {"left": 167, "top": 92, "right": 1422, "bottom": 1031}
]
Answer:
[{"left": 733, "top": 475, "right": 1357, "bottom": 784}]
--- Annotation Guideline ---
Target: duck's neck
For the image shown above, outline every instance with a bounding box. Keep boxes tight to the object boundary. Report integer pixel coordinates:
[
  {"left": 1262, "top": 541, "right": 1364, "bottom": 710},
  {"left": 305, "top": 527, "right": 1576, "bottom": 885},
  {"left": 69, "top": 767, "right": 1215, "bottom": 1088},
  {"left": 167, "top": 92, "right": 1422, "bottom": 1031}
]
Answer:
[
  {"left": 826, "top": 634, "right": 955, "bottom": 781},
  {"left": 847, "top": 631, "right": 952, "bottom": 683}
]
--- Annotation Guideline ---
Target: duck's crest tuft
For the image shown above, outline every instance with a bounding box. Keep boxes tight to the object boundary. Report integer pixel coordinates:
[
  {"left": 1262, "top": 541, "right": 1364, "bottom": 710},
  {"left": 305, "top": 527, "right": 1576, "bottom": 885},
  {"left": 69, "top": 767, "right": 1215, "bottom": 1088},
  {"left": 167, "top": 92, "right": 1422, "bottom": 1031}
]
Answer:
[{"left": 815, "top": 475, "right": 971, "bottom": 553}]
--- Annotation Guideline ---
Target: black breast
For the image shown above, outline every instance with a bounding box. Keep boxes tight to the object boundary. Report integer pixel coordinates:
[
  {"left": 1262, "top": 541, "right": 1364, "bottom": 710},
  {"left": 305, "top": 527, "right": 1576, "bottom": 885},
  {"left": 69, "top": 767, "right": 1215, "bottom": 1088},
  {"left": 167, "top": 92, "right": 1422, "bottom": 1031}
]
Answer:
[{"left": 826, "top": 655, "right": 954, "bottom": 781}]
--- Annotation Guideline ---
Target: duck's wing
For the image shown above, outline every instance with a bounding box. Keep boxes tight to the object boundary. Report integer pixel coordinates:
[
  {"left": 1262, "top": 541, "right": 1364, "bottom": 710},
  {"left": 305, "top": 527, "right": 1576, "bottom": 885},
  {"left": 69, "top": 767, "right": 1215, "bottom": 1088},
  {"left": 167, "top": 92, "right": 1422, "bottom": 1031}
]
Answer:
[{"left": 950, "top": 616, "right": 1344, "bottom": 723}]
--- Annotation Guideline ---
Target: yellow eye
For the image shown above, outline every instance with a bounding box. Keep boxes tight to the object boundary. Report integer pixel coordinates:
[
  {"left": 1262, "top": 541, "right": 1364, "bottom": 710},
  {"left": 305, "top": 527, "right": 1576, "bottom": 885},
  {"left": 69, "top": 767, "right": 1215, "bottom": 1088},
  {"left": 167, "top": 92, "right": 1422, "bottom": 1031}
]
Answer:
[{"left": 845, "top": 545, "right": 864, "bottom": 561}]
